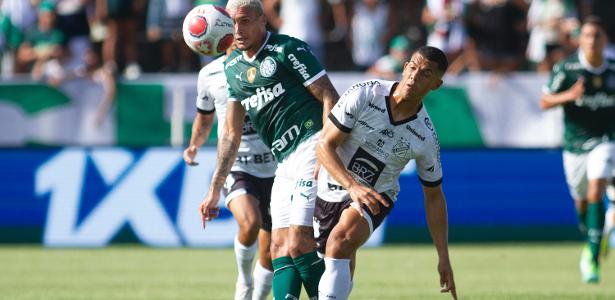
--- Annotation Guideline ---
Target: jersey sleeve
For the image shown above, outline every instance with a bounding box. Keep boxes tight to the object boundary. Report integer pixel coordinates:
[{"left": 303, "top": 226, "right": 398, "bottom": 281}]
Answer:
[
  {"left": 416, "top": 121, "right": 443, "bottom": 187},
  {"left": 328, "top": 85, "right": 368, "bottom": 133},
  {"left": 196, "top": 68, "right": 215, "bottom": 114},
  {"left": 282, "top": 38, "right": 326, "bottom": 87},
  {"left": 543, "top": 62, "right": 568, "bottom": 95},
  {"left": 223, "top": 61, "right": 239, "bottom": 102}
]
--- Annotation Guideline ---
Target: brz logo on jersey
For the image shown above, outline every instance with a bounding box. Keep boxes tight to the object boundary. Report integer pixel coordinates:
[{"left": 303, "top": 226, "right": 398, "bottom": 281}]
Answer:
[
  {"left": 260, "top": 57, "right": 277, "bottom": 78},
  {"left": 241, "top": 83, "right": 286, "bottom": 111},
  {"left": 272, "top": 124, "right": 300, "bottom": 152},
  {"left": 287, "top": 54, "right": 310, "bottom": 80},
  {"left": 393, "top": 137, "right": 411, "bottom": 159},
  {"left": 380, "top": 129, "right": 394, "bottom": 138},
  {"left": 348, "top": 147, "right": 385, "bottom": 186}
]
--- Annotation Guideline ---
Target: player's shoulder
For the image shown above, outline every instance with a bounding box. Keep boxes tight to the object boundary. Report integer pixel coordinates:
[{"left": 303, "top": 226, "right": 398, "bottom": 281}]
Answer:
[
  {"left": 553, "top": 53, "right": 582, "bottom": 73},
  {"left": 341, "top": 79, "right": 394, "bottom": 99},
  {"left": 266, "top": 33, "right": 310, "bottom": 55},
  {"left": 224, "top": 49, "right": 243, "bottom": 71},
  {"left": 607, "top": 57, "right": 615, "bottom": 71},
  {"left": 200, "top": 55, "right": 226, "bottom": 78}
]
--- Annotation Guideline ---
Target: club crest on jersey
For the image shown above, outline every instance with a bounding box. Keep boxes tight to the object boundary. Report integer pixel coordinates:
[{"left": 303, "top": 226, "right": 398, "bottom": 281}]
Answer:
[
  {"left": 393, "top": 137, "right": 411, "bottom": 159},
  {"left": 247, "top": 67, "right": 257, "bottom": 83},
  {"left": 592, "top": 76, "right": 602, "bottom": 88},
  {"left": 260, "top": 57, "right": 277, "bottom": 78}
]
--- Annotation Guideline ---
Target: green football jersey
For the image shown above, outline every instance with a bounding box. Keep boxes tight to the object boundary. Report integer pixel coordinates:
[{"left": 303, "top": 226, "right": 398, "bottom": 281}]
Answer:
[
  {"left": 544, "top": 52, "right": 615, "bottom": 153},
  {"left": 224, "top": 32, "right": 326, "bottom": 161}
]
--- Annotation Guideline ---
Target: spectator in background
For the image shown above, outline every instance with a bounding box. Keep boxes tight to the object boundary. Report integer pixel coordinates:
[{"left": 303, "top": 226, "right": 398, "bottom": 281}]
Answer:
[
  {"left": 146, "top": 0, "right": 193, "bottom": 72},
  {"left": 95, "top": 0, "right": 144, "bottom": 79},
  {"left": 465, "top": 0, "right": 528, "bottom": 74},
  {"left": 54, "top": 0, "right": 92, "bottom": 70},
  {"left": 526, "top": 0, "right": 578, "bottom": 73},
  {"left": 1, "top": 0, "right": 39, "bottom": 74},
  {"left": 366, "top": 34, "right": 411, "bottom": 80},
  {"left": 350, "top": 0, "right": 389, "bottom": 70},
  {"left": 422, "top": 0, "right": 466, "bottom": 65},
  {"left": 264, "top": 0, "right": 325, "bottom": 63},
  {"left": 16, "top": 1, "right": 65, "bottom": 84}
]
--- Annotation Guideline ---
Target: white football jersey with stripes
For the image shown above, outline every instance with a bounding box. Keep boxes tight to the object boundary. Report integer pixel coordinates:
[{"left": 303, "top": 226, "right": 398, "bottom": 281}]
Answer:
[{"left": 317, "top": 79, "right": 443, "bottom": 203}]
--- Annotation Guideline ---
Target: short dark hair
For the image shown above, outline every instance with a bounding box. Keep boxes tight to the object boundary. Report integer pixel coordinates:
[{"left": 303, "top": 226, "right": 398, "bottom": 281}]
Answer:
[
  {"left": 415, "top": 46, "right": 448, "bottom": 74},
  {"left": 583, "top": 15, "right": 603, "bottom": 29}
]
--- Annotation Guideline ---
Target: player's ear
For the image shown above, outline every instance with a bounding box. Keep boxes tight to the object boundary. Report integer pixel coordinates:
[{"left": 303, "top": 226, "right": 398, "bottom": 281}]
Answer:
[{"left": 431, "top": 79, "right": 443, "bottom": 90}]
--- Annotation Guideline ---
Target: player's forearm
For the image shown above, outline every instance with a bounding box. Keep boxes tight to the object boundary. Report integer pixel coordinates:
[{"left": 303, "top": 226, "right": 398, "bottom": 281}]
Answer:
[
  {"left": 188, "top": 114, "right": 214, "bottom": 148},
  {"left": 307, "top": 76, "right": 340, "bottom": 125},
  {"left": 540, "top": 92, "right": 575, "bottom": 110},
  {"left": 209, "top": 132, "right": 240, "bottom": 193},
  {"left": 316, "top": 141, "right": 357, "bottom": 190},
  {"left": 424, "top": 193, "right": 451, "bottom": 261}
]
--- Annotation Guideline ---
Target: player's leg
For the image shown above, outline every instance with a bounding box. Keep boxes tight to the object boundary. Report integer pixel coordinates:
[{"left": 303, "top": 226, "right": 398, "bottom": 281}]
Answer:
[
  {"left": 563, "top": 151, "right": 589, "bottom": 233},
  {"left": 252, "top": 229, "right": 273, "bottom": 300},
  {"left": 270, "top": 173, "right": 302, "bottom": 300},
  {"left": 319, "top": 205, "right": 371, "bottom": 300},
  {"left": 287, "top": 136, "right": 324, "bottom": 299},
  {"left": 227, "top": 193, "right": 262, "bottom": 299},
  {"left": 603, "top": 179, "right": 615, "bottom": 258}
]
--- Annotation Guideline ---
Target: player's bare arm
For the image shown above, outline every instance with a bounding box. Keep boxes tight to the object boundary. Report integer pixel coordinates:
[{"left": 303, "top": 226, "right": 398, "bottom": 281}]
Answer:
[
  {"left": 422, "top": 184, "right": 457, "bottom": 300},
  {"left": 183, "top": 112, "right": 215, "bottom": 166},
  {"left": 199, "top": 101, "right": 245, "bottom": 224},
  {"left": 540, "top": 78, "right": 585, "bottom": 110},
  {"left": 316, "top": 119, "right": 390, "bottom": 215},
  {"left": 306, "top": 75, "right": 340, "bottom": 125}
]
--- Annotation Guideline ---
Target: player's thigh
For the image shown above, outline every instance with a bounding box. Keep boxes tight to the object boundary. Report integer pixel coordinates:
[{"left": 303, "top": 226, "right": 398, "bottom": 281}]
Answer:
[
  {"left": 587, "top": 142, "right": 615, "bottom": 180},
  {"left": 270, "top": 174, "right": 294, "bottom": 230},
  {"left": 563, "top": 151, "right": 589, "bottom": 201},
  {"left": 287, "top": 136, "right": 319, "bottom": 227},
  {"left": 227, "top": 193, "right": 262, "bottom": 229},
  {"left": 326, "top": 207, "right": 371, "bottom": 259}
]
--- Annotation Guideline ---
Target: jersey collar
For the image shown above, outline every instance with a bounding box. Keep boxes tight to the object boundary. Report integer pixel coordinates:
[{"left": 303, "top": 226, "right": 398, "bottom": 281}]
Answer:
[
  {"left": 242, "top": 31, "right": 271, "bottom": 63},
  {"left": 578, "top": 50, "right": 608, "bottom": 74},
  {"left": 385, "top": 82, "right": 422, "bottom": 126}
]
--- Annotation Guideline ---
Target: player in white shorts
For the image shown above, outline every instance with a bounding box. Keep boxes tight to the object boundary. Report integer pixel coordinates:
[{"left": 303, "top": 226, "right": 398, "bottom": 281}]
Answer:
[
  {"left": 186, "top": 48, "right": 277, "bottom": 300},
  {"left": 315, "top": 46, "right": 457, "bottom": 300}
]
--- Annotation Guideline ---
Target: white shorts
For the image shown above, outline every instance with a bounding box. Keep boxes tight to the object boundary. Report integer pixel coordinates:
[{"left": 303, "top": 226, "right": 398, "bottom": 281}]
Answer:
[
  {"left": 270, "top": 133, "right": 320, "bottom": 229},
  {"left": 563, "top": 142, "right": 615, "bottom": 200}
]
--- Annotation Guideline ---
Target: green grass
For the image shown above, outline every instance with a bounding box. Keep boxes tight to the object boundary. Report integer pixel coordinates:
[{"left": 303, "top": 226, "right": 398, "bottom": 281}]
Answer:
[{"left": 0, "top": 243, "right": 613, "bottom": 299}]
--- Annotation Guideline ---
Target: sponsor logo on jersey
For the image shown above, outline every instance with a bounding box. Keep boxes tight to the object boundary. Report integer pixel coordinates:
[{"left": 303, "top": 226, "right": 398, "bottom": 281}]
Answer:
[
  {"left": 406, "top": 125, "right": 425, "bottom": 141},
  {"left": 260, "top": 57, "right": 277, "bottom": 78},
  {"left": 235, "top": 72, "right": 243, "bottom": 82},
  {"left": 368, "top": 102, "right": 386, "bottom": 113},
  {"left": 393, "top": 137, "right": 411, "bottom": 159},
  {"left": 380, "top": 128, "right": 394, "bottom": 138},
  {"left": 225, "top": 55, "right": 242, "bottom": 69},
  {"left": 348, "top": 147, "right": 385, "bottom": 186},
  {"left": 304, "top": 119, "right": 314, "bottom": 129},
  {"left": 425, "top": 165, "right": 435, "bottom": 172},
  {"left": 272, "top": 124, "right": 299, "bottom": 152},
  {"left": 297, "top": 46, "right": 308, "bottom": 52},
  {"left": 357, "top": 120, "right": 375, "bottom": 131},
  {"left": 287, "top": 54, "right": 310, "bottom": 80},
  {"left": 341, "top": 80, "right": 381, "bottom": 98},
  {"left": 424, "top": 117, "right": 434, "bottom": 131},
  {"left": 328, "top": 183, "right": 345, "bottom": 191},
  {"left": 577, "top": 92, "right": 615, "bottom": 110},
  {"left": 247, "top": 67, "right": 257, "bottom": 83},
  {"left": 240, "top": 83, "right": 286, "bottom": 111},
  {"left": 264, "top": 44, "right": 283, "bottom": 53},
  {"left": 344, "top": 111, "right": 354, "bottom": 119},
  {"left": 377, "top": 139, "right": 385, "bottom": 147},
  {"left": 364, "top": 141, "right": 389, "bottom": 159},
  {"left": 296, "top": 178, "right": 313, "bottom": 188}
]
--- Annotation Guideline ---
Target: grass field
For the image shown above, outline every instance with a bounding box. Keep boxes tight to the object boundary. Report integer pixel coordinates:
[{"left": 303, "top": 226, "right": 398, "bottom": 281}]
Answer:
[{"left": 0, "top": 243, "right": 613, "bottom": 299}]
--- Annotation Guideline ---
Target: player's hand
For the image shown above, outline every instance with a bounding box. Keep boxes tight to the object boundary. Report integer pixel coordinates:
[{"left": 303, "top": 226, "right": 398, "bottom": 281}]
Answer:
[
  {"left": 198, "top": 191, "right": 220, "bottom": 229},
  {"left": 566, "top": 77, "right": 585, "bottom": 101},
  {"left": 183, "top": 145, "right": 199, "bottom": 166},
  {"left": 347, "top": 184, "right": 389, "bottom": 216},
  {"left": 438, "top": 258, "right": 457, "bottom": 300}
]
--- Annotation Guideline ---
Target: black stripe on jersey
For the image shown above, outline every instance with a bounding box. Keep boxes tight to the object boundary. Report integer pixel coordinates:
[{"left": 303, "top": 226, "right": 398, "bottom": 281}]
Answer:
[
  {"left": 386, "top": 96, "right": 421, "bottom": 125},
  {"left": 328, "top": 113, "right": 351, "bottom": 133},
  {"left": 197, "top": 108, "right": 215, "bottom": 115},
  {"left": 419, "top": 176, "right": 442, "bottom": 187}
]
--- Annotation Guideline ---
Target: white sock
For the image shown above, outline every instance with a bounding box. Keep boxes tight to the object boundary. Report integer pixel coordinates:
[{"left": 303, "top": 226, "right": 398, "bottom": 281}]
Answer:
[
  {"left": 234, "top": 235, "right": 257, "bottom": 285},
  {"left": 251, "top": 261, "right": 273, "bottom": 300},
  {"left": 318, "top": 257, "right": 352, "bottom": 300}
]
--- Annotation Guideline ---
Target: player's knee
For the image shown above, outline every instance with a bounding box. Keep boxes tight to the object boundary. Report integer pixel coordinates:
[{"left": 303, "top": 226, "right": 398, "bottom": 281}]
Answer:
[
  {"left": 237, "top": 217, "right": 262, "bottom": 239},
  {"left": 270, "top": 234, "right": 288, "bottom": 258},
  {"left": 288, "top": 226, "right": 316, "bottom": 257}
]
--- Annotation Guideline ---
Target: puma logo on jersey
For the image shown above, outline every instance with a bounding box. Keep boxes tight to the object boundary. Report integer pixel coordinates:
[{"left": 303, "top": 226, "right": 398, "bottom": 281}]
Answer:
[
  {"left": 296, "top": 46, "right": 307, "bottom": 52},
  {"left": 235, "top": 72, "right": 243, "bottom": 81},
  {"left": 287, "top": 54, "right": 310, "bottom": 80},
  {"left": 240, "top": 83, "right": 286, "bottom": 111}
]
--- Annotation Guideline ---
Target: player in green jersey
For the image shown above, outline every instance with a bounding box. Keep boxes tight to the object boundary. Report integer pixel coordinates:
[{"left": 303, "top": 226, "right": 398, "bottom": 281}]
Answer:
[
  {"left": 198, "top": 1, "right": 340, "bottom": 299},
  {"left": 541, "top": 16, "right": 615, "bottom": 283}
]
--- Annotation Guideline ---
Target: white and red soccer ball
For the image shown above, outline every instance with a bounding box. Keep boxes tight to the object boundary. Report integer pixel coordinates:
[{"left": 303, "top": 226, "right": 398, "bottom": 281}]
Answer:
[{"left": 182, "top": 4, "right": 234, "bottom": 57}]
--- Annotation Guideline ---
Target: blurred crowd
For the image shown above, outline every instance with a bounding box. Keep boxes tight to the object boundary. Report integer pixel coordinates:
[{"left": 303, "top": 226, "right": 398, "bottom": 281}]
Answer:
[{"left": 1, "top": 0, "right": 614, "bottom": 84}]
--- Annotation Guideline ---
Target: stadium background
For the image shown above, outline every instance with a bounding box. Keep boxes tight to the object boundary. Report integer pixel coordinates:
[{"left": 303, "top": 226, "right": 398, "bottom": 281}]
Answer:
[{"left": 1, "top": 0, "right": 615, "bottom": 299}]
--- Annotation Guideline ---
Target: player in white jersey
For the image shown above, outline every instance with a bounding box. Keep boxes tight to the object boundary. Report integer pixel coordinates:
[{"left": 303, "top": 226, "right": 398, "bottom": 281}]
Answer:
[
  {"left": 185, "top": 48, "right": 277, "bottom": 300},
  {"left": 315, "top": 46, "right": 457, "bottom": 300}
]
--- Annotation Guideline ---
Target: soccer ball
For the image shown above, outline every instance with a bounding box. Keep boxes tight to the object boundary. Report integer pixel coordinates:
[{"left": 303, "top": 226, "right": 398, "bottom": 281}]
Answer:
[{"left": 182, "top": 5, "right": 234, "bottom": 57}]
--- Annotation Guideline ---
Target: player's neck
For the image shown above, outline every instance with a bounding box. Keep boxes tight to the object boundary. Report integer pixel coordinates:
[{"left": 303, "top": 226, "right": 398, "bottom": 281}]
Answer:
[
  {"left": 585, "top": 52, "right": 604, "bottom": 68},
  {"left": 390, "top": 92, "right": 422, "bottom": 120},
  {"left": 245, "top": 32, "right": 268, "bottom": 58}
]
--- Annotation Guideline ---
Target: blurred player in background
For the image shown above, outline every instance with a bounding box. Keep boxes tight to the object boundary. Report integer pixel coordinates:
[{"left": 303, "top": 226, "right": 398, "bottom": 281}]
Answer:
[
  {"left": 315, "top": 46, "right": 456, "bottom": 299},
  {"left": 198, "top": 0, "right": 340, "bottom": 299},
  {"left": 540, "top": 16, "right": 615, "bottom": 283},
  {"left": 187, "top": 44, "right": 276, "bottom": 300}
]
